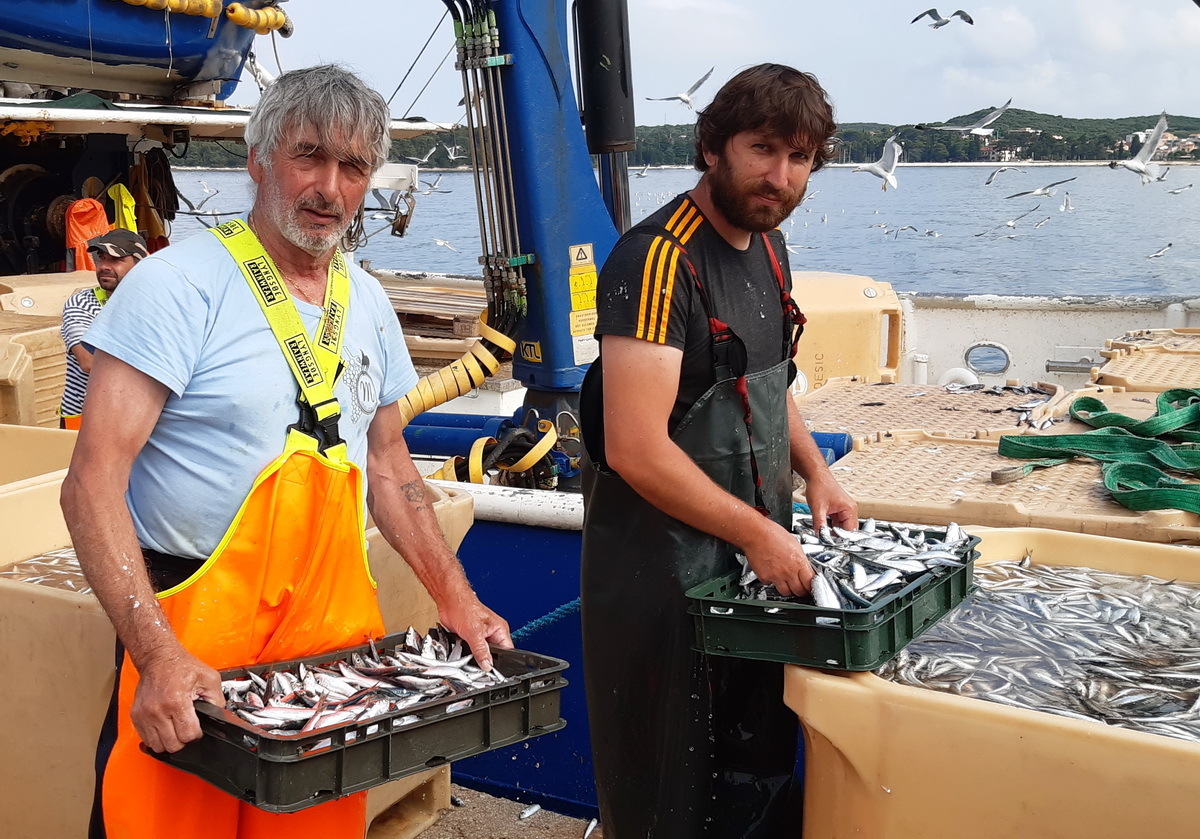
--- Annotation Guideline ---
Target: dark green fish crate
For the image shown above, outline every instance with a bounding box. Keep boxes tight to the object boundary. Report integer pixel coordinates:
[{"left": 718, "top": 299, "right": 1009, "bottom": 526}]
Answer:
[
  {"left": 686, "top": 538, "right": 979, "bottom": 671},
  {"left": 147, "top": 635, "right": 568, "bottom": 813}
]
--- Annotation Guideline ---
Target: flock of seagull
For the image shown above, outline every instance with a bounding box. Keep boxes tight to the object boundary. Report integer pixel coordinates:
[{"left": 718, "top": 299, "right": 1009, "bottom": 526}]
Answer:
[
  {"left": 841, "top": 103, "right": 1185, "bottom": 260},
  {"left": 643, "top": 9, "right": 974, "bottom": 111},
  {"left": 852, "top": 98, "right": 1015, "bottom": 193}
]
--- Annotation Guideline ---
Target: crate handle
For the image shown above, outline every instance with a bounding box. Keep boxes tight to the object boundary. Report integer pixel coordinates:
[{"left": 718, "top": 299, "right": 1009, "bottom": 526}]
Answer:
[{"left": 708, "top": 606, "right": 734, "bottom": 616}]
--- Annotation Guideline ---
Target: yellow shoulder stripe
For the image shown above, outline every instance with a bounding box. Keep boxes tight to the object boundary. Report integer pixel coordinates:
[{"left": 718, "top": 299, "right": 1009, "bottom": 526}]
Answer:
[
  {"left": 633, "top": 198, "right": 703, "bottom": 343},
  {"left": 635, "top": 235, "right": 668, "bottom": 341}
]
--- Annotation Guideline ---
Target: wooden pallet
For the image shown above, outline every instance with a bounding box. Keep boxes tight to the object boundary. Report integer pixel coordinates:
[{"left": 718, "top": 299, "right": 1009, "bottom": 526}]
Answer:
[{"left": 366, "top": 767, "right": 451, "bottom": 839}]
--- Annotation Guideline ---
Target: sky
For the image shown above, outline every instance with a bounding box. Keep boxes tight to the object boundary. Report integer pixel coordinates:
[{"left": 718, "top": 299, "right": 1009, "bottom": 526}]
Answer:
[{"left": 235, "top": 1, "right": 1200, "bottom": 128}]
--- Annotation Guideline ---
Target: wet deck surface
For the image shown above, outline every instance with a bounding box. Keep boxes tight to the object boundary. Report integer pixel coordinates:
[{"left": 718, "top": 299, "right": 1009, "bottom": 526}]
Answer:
[{"left": 415, "top": 785, "right": 602, "bottom": 839}]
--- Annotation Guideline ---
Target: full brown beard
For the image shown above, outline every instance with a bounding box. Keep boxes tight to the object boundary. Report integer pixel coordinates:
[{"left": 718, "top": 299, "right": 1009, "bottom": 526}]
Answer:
[{"left": 707, "top": 158, "right": 804, "bottom": 233}]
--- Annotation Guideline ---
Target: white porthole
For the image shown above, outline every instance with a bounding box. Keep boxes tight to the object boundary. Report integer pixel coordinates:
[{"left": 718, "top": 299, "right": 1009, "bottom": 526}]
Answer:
[{"left": 964, "top": 341, "right": 1011, "bottom": 375}]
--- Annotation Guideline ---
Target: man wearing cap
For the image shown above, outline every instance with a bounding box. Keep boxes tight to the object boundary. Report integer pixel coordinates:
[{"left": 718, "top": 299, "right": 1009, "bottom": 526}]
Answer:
[{"left": 59, "top": 229, "right": 149, "bottom": 429}]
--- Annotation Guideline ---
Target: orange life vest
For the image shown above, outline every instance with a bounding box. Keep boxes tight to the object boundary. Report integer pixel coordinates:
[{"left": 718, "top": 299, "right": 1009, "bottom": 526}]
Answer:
[{"left": 66, "top": 198, "right": 110, "bottom": 271}]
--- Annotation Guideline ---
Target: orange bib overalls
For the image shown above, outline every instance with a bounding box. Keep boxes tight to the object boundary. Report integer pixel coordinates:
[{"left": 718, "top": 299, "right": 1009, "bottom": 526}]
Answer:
[{"left": 98, "top": 219, "right": 385, "bottom": 838}]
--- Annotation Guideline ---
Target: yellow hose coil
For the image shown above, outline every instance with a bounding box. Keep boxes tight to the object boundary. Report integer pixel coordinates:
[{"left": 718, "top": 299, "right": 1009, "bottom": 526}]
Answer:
[
  {"left": 500, "top": 420, "right": 558, "bottom": 474},
  {"left": 431, "top": 420, "right": 558, "bottom": 485},
  {"left": 468, "top": 436, "right": 497, "bottom": 484},
  {"left": 428, "top": 456, "right": 464, "bottom": 481},
  {"left": 397, "top": 317, "right": 517, "bottom": 425}
]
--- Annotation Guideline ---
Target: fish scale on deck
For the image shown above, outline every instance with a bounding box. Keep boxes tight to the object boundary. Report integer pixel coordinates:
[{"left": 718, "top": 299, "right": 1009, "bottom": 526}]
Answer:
[{"left": 794, "top": 377, "right": 1065, "bottom": 449}]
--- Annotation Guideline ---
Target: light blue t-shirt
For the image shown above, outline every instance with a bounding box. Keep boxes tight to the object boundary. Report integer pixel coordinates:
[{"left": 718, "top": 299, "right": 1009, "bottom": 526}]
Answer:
[{"left": 86, "top": 230, "right": 418, "bottom": 560}]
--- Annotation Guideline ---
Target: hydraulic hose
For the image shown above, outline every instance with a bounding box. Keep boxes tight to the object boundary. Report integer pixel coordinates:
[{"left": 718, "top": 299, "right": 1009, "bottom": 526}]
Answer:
[
  {"left": 427, "top": 419, "right": 559, "bottom": 488},
  {"left": 400, "top": 0, "right": 530, "bottom": 424},
  {"left": 396, "top": 317, "right": 516, "bottom": 424}
]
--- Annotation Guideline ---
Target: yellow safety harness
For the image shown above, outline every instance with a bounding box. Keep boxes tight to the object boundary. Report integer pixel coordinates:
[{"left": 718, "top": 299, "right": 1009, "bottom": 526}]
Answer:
[{"left": 209, "top": 218, "right": 351, "bottom": 457}]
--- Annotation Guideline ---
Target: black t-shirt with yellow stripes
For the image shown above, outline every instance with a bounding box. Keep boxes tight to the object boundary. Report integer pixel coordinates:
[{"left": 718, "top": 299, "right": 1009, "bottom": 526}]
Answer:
[{"left": 595, "top": 193, "right": 794, "bottom": 432}]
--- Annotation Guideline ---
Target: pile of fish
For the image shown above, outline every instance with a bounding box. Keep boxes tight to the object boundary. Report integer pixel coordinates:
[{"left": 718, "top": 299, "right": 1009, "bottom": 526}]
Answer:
[
  {"left": 0, "top": 548, "right": 91, "bottom": 595},
  {"left": 221, "top": 625, "right": 506, "bottom": 736},
  {"left": 736, "top": 517, "right": 975, "bottom": 610},
  {"left": 943, "top": 382, "right": 1059, "bottom": 430},
  {"left": 876, "top": 558, "right": 1200, "bottom": 744}
]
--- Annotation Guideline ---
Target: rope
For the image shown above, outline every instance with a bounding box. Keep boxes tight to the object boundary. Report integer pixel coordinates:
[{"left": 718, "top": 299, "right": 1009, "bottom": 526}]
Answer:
[
  {"left": 511, "top": 598, "right": 581, "bottom": 643},
  {"left": 402, "top": 44, "right": 456, "bottom": 119},
  {"left": 386, "top": 9, "right": 449, "bottom": 106}
]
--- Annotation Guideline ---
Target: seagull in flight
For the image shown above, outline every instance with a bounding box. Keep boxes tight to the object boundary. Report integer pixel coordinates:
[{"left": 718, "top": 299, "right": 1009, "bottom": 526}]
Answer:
[
  {"left": 853, "top": 135, "right": 903, "bottom": 191},
  {"left": 1155, "top": 166, "right": 1171, "bottom": 182},
  {"left": 1168, "top": 184, "right": 1193, "bottom": 195},
  {"left": 1005, "top": 176, "right": 1076, "bottom": 199},
  {"left": 911, "top": 8, "right": 974, "bottom": 27},
  {"left": 1033, "top": 217, "right": 1051, "bottom": 229},
  {"left": 1060, "top": 192, "right": 1074, "bottom": 212},
  {"left": 177, "top": 191, "right": 236, "bottom": 228},
  {"left": 892, "top": 225, "right": 918, "bottom": 238},
  {"left": 401, "top": 146, "right": 438, "bottom": 166},
  {"left": 985, "top": 166, "right": 1024, "bottom": 185},
  {"left": 921, "top": 98, "right": 1012, "bottom": 137},
  {"left": 645, "top": 67, "right": 714, "bottom": 110},
  {"left": 975, "top": 204, "right": 1040, "bottom": 236},
  {"left": 433, "top": 238, "right": 457, "bottom": 252},
  {"left": 1147, "top": 243, "right": 1172, "bottom": 259},
  {"left": 1109, "top": 112, "right": 1168, "bottom": 184},
  {"left": 441, "top": 142, "right": 466, "bottom": 162},
  {"left": 634, "top": 163, "right": 649, "bottom": 178},
  {"left": 783, "top": 232, "right": 817, "bottom": 253},
  {"left": 420, "top": 174, "right": 452, "bottom": 194}
]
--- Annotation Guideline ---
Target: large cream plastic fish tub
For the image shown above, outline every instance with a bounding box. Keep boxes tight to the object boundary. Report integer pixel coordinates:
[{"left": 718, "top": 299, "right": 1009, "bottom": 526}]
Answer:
[
  {"left": 786, "top": 527, "right": 1200, "bottom": 839},
  {"left": 0, "top": 477, "right": 471, "bottom": 838},
  {"left": 0, "top": 423, "right": 76, "bottom": 494}
]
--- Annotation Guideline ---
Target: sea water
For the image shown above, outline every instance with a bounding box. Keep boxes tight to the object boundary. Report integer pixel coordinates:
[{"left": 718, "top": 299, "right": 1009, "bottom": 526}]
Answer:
[{"left": 171, "top": 163, "right": 1200, "bottom": 298}]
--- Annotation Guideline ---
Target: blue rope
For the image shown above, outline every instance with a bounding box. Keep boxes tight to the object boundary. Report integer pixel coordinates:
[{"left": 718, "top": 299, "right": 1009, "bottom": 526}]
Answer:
[{"left": 511, "top": 597, "right": 581, "bottom": 643}]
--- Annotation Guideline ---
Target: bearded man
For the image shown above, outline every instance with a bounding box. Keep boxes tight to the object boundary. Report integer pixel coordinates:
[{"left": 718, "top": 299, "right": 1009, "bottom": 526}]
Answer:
[{"left": 579, "top": 64, "right": 857, "bottom": 838}]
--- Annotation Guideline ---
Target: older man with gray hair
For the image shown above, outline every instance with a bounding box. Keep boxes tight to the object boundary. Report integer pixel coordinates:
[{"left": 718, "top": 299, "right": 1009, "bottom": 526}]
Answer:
[{"left": 61, "top": 65, "right": 510, "bottom": 839}]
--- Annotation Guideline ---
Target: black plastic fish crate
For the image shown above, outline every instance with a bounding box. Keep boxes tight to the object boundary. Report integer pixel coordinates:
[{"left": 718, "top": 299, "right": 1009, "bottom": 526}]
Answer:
[
  {"left": 146, "top": 635, "right": 568, "bottom": 813},
  {"left": 686, "top": 536, "right": 979, "bottom": 671}
]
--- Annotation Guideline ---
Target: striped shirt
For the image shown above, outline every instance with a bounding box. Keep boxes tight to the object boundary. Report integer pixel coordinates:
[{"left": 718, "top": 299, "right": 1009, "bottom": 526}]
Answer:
[
  {"left": 594, "top": 194, "right": 793, "bottom": 430},
  {"left": 60, "top": 288, "right": 104, "bottom": 417}
]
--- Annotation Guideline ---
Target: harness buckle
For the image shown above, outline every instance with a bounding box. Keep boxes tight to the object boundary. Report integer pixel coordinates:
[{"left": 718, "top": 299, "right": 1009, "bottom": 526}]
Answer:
[{"left": 288, "top": 395, "right": 344, "bottom": 452}]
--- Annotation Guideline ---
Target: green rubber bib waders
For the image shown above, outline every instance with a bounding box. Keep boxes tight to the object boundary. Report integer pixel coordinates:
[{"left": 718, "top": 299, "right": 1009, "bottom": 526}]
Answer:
[{"left": 580, "top": 353, "right": 800, "bottom": 838}]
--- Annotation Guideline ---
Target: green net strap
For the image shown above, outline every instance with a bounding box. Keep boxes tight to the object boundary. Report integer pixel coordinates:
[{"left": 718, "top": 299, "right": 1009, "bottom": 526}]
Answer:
[
  {"left": 1102, "top": 462, "right": 1200, "bottom": 514},
  {"left": 1069, "top": 389, "right": 1200, "bottom": 442},
  {"left": 998, "top": 428, "right": 1200, "bottom": 474}
]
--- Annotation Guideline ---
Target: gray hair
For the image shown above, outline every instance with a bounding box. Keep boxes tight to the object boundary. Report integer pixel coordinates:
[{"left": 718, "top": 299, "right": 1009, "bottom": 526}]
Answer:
[{"left": 245, "top": 64, "right": 391, "bottom": 172}]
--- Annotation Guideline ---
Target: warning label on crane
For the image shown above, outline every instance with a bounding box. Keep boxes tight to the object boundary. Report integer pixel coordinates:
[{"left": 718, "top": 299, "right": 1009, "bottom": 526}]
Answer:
[{"left": 568, "top": 242, "right": 599, "bottom": 365}]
